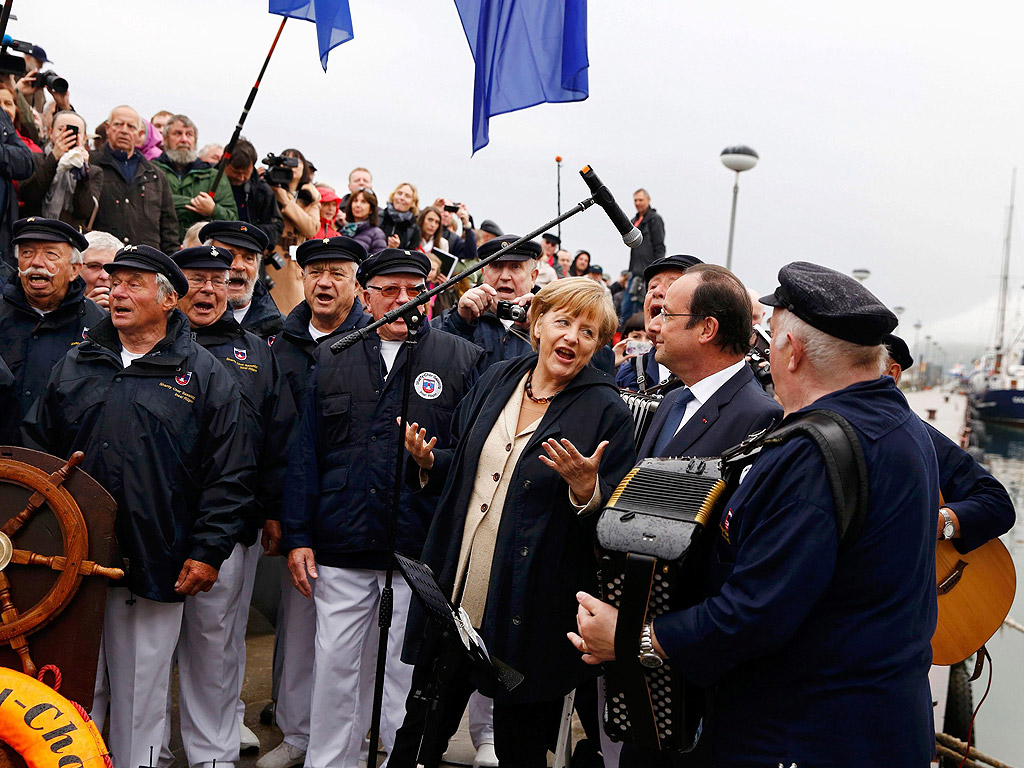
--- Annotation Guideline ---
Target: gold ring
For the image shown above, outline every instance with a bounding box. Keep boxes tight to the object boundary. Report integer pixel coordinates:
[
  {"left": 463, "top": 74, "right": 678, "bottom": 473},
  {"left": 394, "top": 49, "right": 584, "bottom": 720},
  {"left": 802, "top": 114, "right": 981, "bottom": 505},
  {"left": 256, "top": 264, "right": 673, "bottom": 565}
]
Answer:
[{"left": 580, "top": 640, "right": 589, "bottom": 654}]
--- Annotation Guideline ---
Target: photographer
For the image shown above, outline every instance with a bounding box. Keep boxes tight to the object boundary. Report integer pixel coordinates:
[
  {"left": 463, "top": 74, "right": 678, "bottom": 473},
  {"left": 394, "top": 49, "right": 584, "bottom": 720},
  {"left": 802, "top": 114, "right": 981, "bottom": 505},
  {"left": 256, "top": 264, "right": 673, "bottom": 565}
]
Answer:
[
  {"left": 19, "top": 110, "right": 94, "bottom": 229},
  {"left": 268, "top": 148, "right": 320, "bottom": 315},
  {"left": 433, "top": 197, "right": 478, "bottom": 263},
  {"left": 12, "top": 66, "right": 70, "bottom": 147},
  {"left": 222, "top": 138, "right": 283, "bottom": 250}
]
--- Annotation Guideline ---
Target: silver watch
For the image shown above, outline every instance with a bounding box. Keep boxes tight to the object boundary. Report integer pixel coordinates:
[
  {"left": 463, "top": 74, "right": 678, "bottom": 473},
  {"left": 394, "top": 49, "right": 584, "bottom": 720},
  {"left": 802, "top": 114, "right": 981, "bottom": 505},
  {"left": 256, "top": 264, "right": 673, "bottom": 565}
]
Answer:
[
  {"left": 639, "top": 621, "right": 663, "bottom": 668},
  {"left": 940, "top": 508, "right": 955, "bottom": 540}
]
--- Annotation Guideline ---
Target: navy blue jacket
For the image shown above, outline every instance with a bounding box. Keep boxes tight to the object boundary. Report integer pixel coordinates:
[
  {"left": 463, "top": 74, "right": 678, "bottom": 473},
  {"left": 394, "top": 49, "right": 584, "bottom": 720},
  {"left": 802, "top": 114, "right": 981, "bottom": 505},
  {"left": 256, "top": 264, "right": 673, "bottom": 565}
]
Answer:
[
  {"left": 926, "top": 422, "right": 1015, "bottom": 553},
  {"left": 406, "top": 354, "right": 637, "bottom": 702},
  {"left": 615, "top": 348, "right": 683, "bottom": 393},
  {"left": 23, "top": 310, "right": 255, "bottom": 602},
  {"left": 281, "top": 321, "right": 483, "bottom": 568},
  {"left": 0, "top": 110, "right": 35, "bottom": 266},
  {"left": 0, "top": 274, "right": 106, "bottom": 446},
  {"left": 654, "top": 377, "right": 938, "bottom": 765},
  {"left": 638, "top": 364, "right": 781, "bottom": 459},
  {"left": 194, "top": 314, "right": 296, "bottom": 542},
  {"left": 239, "top": 280, "right": 284, "bottom": 340},
  {"left": 272, "top": 298, "right": 371, "bottom": 405}
]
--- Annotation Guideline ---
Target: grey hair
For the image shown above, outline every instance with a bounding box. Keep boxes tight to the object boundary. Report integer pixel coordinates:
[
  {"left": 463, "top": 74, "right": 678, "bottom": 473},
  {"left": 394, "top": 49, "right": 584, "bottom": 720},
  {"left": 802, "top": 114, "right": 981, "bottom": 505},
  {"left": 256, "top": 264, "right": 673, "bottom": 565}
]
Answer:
[
  {"left": 84, "top": 230, "right": 123, "bottom": 254},
  {"left": 772, "top": 309, "right": 887, "bottom": 377},
  {"left": 108, "top": 105, "right": 143, "bottom": 130},
  {"left": 15, "top": 242, "right": 83, "bottom": 265},
  {"left": 164, "top": 114, "right": 197, "bottom": 142},
  {"left": 154, "top": 272, "right": 176, "bottom": 301}
]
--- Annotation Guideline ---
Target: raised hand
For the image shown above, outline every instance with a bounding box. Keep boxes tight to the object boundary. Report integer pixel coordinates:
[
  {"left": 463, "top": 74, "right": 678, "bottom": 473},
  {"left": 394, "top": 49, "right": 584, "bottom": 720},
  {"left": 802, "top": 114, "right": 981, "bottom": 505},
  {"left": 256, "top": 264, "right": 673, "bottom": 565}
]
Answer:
[{"left": 539, "top": 438, "right": 609, "bottom": 502}]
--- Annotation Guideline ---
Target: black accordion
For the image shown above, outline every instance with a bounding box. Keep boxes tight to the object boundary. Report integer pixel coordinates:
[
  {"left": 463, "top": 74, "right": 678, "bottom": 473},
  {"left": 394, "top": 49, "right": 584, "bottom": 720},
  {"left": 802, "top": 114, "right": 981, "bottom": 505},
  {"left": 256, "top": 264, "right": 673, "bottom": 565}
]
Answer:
[
  {"left": 618, "top": 390, "right": 663, "bottom": 448},
  {"left": 596, "top": 456, "right": 731, "bottom": 752}
]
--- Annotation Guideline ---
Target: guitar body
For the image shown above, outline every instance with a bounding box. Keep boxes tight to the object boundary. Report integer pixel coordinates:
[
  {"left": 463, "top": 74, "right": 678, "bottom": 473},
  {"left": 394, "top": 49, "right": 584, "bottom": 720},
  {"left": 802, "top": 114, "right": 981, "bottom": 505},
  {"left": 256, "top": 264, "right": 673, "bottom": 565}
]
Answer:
[{"left": 932, "top": 537, "right": 1016, "bottom": 665}]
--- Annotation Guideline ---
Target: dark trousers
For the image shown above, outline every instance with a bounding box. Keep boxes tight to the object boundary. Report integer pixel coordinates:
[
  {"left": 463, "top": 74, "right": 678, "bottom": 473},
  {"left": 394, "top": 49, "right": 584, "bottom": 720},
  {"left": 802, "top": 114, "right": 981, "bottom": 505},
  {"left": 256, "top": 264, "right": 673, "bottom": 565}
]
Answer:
[{"left": 390, "top": 649, "right": 564, "bottom": 768}]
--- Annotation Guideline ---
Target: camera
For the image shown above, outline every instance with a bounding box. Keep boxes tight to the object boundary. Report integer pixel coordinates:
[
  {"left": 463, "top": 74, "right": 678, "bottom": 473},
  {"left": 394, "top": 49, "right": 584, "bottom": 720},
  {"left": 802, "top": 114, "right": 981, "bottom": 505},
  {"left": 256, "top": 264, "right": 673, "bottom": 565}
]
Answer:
[
  {"left": 748, "top": 323, "right": 772, "bottom": 389},
  {"left": 34, "top": 70, "right": 68, "bottom": 95},
  {"left": 496, "top": 300, "right": 528, "bottom": 323},
  {"left": 262, "top": 153, "right": 299, "bottom": 188},
  {"left": 624, "top": 339, "right": 653, "bottom": 357},
  {"left": 443, "top": 204, "right": 460, "bottom": 213},
  {"left": 265, "top": 252, "right": 286, "bottom": 271}
]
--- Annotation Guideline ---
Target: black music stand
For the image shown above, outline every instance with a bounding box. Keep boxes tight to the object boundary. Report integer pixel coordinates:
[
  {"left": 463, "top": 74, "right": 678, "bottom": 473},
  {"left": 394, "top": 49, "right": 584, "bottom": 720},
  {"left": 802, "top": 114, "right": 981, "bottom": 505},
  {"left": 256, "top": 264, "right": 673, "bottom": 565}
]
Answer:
[{"left": 394, "top": 554, "right": 523, "bottom": 766}]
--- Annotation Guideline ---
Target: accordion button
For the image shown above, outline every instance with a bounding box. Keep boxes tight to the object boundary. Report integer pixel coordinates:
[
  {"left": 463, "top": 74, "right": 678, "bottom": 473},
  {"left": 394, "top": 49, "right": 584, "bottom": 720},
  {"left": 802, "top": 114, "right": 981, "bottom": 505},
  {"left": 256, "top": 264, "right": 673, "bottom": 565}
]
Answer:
[{"left": 492, "top": 473, "right": 500, "bottom": 482}]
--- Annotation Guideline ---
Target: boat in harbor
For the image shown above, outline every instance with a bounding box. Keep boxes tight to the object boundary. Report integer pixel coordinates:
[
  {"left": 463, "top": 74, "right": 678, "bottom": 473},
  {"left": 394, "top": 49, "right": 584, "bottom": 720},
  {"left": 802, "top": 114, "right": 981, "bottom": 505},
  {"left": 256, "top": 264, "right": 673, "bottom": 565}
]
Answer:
[{"left": 969, "top": 171, "right": 1024, "bottom": 424}]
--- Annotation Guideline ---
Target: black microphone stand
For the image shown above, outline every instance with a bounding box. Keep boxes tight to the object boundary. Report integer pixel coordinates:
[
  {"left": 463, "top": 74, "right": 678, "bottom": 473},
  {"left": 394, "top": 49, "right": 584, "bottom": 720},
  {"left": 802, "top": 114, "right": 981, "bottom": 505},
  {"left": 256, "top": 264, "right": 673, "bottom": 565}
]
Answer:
[{"left": 338, "top": 191, "right": 600, "bottom": 766}]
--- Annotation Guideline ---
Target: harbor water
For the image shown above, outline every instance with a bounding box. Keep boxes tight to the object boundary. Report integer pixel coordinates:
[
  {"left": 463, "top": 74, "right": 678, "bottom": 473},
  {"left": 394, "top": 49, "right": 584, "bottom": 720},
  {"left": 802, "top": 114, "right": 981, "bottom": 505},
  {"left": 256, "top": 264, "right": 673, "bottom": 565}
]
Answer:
[{"left": 906, "top": 390, "right": 1024, "bottom": 764}]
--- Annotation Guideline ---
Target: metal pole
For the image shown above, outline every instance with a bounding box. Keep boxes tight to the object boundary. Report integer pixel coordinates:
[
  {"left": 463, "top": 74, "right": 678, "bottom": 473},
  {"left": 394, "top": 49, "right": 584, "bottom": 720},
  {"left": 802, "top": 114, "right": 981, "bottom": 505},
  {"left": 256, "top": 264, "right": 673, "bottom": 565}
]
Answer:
[
  {"left": 725, "top": 172, "right": 740, "bottom": 270},
  {"left": 0, "top": 0, "right": 15, "bottom": 50},
  {"left": 556, "top": 156, "right": 563, "bottom": 242}
]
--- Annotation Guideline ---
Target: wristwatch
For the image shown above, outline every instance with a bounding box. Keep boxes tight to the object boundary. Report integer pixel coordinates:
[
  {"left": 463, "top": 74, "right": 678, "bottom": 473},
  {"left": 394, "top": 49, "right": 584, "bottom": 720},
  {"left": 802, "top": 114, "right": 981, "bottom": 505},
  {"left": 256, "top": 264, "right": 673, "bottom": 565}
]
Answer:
[
  {"left": 939, "top": 508, "right": 955, "bottom": 540},
  {"left": 639, "top": 621, "right": 664, "bottom": 668}
]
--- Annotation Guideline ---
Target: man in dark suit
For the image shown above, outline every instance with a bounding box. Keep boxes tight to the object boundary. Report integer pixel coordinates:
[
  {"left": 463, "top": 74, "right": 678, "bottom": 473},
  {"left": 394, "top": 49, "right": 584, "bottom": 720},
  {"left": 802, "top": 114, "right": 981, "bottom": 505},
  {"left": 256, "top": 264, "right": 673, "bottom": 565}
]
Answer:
[{"left": 639, "top": 263, "right": 781, "bottom": 459}]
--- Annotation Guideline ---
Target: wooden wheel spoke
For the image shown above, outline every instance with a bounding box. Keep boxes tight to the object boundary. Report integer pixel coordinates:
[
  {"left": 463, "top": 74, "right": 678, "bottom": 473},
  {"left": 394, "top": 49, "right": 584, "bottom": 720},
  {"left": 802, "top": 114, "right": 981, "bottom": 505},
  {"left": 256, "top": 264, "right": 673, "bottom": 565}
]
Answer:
[
  {"left": 0, "top": 571, "right": 36, "bottom": 675},
  {"left": 11, "top": 549, "right": 123, "bottom": 580},
  {"left": 1, "top": 452, "right": 84, "bottom": 538}
]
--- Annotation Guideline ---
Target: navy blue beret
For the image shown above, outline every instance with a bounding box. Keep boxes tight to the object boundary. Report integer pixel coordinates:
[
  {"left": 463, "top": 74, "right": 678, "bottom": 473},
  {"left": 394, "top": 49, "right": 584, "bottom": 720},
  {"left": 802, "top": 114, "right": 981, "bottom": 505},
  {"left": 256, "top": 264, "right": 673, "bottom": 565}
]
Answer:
[
  {"left": 760, "top": 261, "right": 897, "bottom": 346},
  {"left": 643, "top": 254, "right": 703, "bottom": 285},
  {"left": 357, "top": 248, "right": 430, "bottom": 287},
  {"left": 171, "top": 245, "right": 232, "bottom": 271},
  {"left": 478, "top": 235, "right": 542, "bottom": 262},
  {"left": 199, "top": 220, "right": 270, "bottom": 254},
  {"left": 104, "top": 244, "right": 189, "bottom": 296},
  {"left": 296, "top": 236, "right": 367, "bottom": 269},
  {"left": 13, "top": 217, "right": 89, "bottom": 253}
]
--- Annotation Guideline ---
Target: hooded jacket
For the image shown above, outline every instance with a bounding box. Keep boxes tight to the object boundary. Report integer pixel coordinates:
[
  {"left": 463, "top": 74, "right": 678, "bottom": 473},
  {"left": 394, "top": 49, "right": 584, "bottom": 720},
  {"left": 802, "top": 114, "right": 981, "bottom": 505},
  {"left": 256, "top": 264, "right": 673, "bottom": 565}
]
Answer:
[
  {"left": 237, "top": 279, "right": 284, "bottom": 340},
  {"left": 0, "top": 111, "right": 35, "bottom": 266},
  {"left": 0, "top": 273, "right": 105, "bottom": 445},
  {"left": 23, "top": 310, "right": 255, "bottom": 602}
]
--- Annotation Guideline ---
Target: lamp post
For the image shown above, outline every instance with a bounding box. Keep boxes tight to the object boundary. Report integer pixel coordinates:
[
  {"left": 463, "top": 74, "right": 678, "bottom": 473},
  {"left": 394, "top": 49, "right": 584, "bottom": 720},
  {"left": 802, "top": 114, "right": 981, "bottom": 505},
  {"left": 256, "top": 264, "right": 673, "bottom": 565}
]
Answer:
[
  {"left": 721, "top": 146, "right": 759, "bottom": 270},
  {"left": 912, "top": 321, "right": 922, "bottom": 389},
  {"left": 924, "top": 335, "right": 932, "bottom": 388},
  {"left": 893, "top": 306, "right": 905, "bottom": 330},
  {"left": 852, "top": 268, "right": 870, "bottom": 283}
]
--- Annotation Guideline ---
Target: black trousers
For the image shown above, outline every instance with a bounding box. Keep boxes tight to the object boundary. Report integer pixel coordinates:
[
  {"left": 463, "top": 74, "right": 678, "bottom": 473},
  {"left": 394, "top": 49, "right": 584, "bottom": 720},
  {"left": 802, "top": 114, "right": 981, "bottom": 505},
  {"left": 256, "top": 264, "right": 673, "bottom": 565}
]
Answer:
[{"left": 389, "top": 648, "right": 564, "bottom": 768}]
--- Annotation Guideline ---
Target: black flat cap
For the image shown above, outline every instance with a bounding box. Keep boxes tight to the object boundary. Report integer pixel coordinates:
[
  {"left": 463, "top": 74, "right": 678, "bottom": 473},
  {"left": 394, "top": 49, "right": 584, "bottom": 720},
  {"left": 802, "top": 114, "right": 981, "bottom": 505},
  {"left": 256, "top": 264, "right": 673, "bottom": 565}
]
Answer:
[
  {"left": 587, "top": 264, "right": 604, "bottom": 275},
  {"left": 643, "top": 254, "right": 703, "bottom": 284},
  {"left": 883, "top": 333, "right": 914, "bottom": 371},
  {"left": 171, "top": 245, "right": 232, "bottom": 271},
  {"left": 357, "top": 248, "right": 429, "bottom": 287},
  {"left": 479, "top": 219, "right": 503, "bottom": 237},
  {"left": 760, "top": 262, "right": 897, "bottom": 346},
  {"left": 297, "top": 236, "right": 367, "bottom": 269},
  {"left": 478, "top": 235, "right": 542, "bottom": 262},
  {"left": 199, "top": 221, "right": 270, "bottom": 254},
  {"left": 105, "top": 244, "right": 189, "bottom": 296},
  {"left": 541, "top": 232, "right": 561, "bottom": 245},
  {"left": 13, "top": 217, "right": 88, "bottom": 252}
]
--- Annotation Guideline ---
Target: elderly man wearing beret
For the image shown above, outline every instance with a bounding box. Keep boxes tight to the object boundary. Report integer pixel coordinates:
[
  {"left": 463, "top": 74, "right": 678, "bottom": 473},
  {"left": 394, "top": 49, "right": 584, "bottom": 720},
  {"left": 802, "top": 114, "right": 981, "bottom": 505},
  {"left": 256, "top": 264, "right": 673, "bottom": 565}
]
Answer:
[
  {"left": 282, "top": 248, "right": 482, "bottom": 768},
  {"left": 23, "top": 244, "right": 255, "bottom": 768},
  {"left": 0, "top": 217, "right": 106, "bottom": 445},
  {"left": 574, "top": 262, "right": 941, "bottom": 767}
]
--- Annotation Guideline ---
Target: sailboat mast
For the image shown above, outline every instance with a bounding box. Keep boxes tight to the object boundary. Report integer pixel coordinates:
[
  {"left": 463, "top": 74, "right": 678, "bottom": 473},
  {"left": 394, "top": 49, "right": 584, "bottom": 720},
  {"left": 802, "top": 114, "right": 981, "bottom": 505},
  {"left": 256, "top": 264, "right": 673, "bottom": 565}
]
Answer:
[{"left": 994, "top": 168, "right": 1016, "bottom": 375}]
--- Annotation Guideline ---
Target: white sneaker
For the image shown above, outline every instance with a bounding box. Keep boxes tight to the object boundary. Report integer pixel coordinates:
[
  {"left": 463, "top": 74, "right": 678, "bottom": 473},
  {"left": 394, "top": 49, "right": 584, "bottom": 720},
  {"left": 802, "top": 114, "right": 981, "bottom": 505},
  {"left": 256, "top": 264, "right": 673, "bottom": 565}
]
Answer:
[
  {"left": 240, "top": 722, "right": 261, "bottom": 753},
  {"left": 255, "top": 741, "right": 306, "bottom": 768},
  {"left": 473, "top": 741, "right": 498, "bottom": 768}
]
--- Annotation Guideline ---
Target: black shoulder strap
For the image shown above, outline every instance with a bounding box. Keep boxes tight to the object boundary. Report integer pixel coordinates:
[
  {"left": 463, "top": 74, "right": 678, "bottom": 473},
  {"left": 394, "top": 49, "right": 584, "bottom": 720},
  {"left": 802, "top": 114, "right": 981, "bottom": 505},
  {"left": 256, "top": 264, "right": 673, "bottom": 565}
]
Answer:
[
  {"left": 723, "top": 409, "right": 868, "bottom": 551},
  {"left": 634, "top": 354, "right": 648, "bottom": 393}
]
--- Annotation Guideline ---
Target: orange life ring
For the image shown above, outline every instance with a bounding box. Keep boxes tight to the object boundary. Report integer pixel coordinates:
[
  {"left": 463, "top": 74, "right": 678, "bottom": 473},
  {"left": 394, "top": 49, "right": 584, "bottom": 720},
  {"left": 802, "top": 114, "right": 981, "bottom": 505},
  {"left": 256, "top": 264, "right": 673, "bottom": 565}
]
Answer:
[{"left": 0, "top": 666, "right": 110, "bottom": 768}]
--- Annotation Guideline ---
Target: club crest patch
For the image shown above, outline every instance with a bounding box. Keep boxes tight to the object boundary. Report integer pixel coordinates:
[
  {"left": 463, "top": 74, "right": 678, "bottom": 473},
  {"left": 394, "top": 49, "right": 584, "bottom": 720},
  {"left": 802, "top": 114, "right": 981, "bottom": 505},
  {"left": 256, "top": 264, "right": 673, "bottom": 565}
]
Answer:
[
  {"left": 234, "top": 347, "right": 247, "bottom": 361},
  {"left": 720, "top": 508, "right": 734, "bottom": 543},
  {"left": 414, "top": 371, "right": 442, "bottom": 400},
  {"left": 82, "top": 327, "right": 88, "bottom": 339},
  {"left": 175, "top": 372, "right": 192, "bottom": 386},
  {"left": 267, "top": 335, "right": 276, "bottom": 347}
]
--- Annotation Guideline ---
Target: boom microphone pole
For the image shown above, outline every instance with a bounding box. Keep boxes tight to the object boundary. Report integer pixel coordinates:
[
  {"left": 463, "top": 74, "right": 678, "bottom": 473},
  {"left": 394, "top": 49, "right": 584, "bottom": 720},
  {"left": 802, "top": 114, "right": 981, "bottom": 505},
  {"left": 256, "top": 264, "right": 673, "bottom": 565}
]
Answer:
[{"left": 208, "top": 17, "right": 288, "bottom": 197}]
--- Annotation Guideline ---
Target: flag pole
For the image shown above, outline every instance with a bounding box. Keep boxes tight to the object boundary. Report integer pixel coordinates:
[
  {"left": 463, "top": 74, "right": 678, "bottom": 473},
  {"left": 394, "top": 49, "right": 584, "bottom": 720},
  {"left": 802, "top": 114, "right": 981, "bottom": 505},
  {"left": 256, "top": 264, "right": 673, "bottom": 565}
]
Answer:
[
  {"left": 208, "top": 16, "right": 288, "bottom": 196},
  {"left": 556, "top": 155, "right": 563, "bottom": 242}
]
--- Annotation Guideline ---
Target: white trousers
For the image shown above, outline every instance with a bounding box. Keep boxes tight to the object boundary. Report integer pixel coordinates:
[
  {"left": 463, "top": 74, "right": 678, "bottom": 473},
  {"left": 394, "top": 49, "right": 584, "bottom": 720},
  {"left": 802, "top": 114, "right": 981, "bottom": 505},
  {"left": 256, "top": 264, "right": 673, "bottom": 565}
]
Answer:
[
  {"left": 467, "top": 691, "right": 495, "bottom": 747},
  {"left": 234, "top": 537, "right": 263, "bottom": 726},
  {"left": 93, "top": 588, "right": 184, "bottom": 768},
  {"left": 276, "top": 560, "right": 317, "bottom": 750},
  {"left": 176, "top": 542, "right": 247, "bottom": 768},
  {"left": 305, "top": 566, "right": 413, "bottom": 768}
]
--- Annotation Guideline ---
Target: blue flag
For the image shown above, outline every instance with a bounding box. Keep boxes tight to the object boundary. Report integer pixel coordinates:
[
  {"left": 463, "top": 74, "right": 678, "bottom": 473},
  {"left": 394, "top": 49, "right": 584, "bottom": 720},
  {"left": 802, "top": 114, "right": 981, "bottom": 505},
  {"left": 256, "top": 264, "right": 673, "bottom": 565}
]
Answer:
[
  {"left": 269, "top": 0, "right": 353, "bottom": 71},
  {"left": 455, "top": 0, "right": 589, "bottom": 153}
]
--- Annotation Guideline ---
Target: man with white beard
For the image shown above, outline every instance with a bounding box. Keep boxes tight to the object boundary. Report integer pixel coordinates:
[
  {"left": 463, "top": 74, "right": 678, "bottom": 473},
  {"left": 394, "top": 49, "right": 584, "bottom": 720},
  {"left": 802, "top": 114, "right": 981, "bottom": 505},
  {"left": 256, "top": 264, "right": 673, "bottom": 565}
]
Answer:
[
  {"left": 153, "top": 114, "right": 237, "bottom": 242},
  {"left": 200, "top": 221, "right": 282, "bottom": 340}
]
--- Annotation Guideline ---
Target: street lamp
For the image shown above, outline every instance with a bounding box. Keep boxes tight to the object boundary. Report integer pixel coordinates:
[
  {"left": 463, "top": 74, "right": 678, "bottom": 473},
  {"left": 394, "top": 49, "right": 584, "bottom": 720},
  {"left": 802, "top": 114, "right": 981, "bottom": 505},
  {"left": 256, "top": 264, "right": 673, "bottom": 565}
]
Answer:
[
  {"left": 852, "top": 268, "right": 870, "bottom": 283},
  {"left": 721, "top": 146, "right": 759, "bottom": 271}
]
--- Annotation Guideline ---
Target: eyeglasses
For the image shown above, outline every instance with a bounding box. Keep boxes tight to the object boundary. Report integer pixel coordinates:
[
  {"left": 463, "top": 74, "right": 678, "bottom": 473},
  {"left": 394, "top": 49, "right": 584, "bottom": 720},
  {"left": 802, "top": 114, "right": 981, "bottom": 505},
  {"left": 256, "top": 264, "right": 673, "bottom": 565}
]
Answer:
[
  {"left": 187, "top": 276, "right": 228, "bottom": 289},
  {"left": 367, "top": 284, "right": 426, "bottom": 299},
  {"left": 658, "top": 310, "right": 706, "bottom": 322}
]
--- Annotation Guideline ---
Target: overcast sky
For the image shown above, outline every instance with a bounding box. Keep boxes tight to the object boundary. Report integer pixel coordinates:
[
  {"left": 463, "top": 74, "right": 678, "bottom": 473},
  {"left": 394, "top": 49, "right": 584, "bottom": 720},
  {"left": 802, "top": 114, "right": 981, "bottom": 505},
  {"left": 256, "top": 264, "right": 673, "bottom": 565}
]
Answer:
[{"left": 14, "top": 0, "right": 1024, "bottom": 361}]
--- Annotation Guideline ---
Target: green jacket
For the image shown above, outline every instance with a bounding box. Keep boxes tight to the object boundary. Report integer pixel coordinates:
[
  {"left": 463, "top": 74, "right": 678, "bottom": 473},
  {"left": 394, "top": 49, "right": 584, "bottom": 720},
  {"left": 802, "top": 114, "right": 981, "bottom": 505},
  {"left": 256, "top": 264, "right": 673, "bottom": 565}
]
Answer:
[{"left": 153, "top": 153, "right": 238, "bottom": 241}]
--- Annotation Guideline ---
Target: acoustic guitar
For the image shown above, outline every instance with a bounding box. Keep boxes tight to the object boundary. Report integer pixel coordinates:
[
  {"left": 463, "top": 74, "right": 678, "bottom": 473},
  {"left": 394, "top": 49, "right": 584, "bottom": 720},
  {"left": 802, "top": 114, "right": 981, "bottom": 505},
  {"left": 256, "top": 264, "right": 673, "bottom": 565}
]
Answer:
[{"left": 932, "top": 536, "right": 1016, "bottom": 665}]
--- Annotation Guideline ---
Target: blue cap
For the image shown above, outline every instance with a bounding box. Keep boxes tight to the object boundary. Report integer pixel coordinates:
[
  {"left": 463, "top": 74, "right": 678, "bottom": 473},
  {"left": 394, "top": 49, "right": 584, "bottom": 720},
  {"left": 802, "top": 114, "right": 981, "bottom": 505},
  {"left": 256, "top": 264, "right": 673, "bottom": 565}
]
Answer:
[
  {"left": 643, "top": 254, "right": 703, "bottom": 285},
  {"left": 296, "top": 236, "right": 367, "bottom": 269},
  {"left": 13, "top": 217, "right": 88, "bottom": 252},
  {"left": 357, "top": 249, "right": 430, "bottom": 287},
  {"left": 27, "top": 46, "right": 49, "bottom": 63},
  {"left": 105, "top": 244, "right": 189, "bottom": 297},
  {"left": 199, "top": 220, "right": 270, "bottom": 254},
  {"left": 171, "top": 245, "right": 232, "bottom": 271},
  {"left": 478, "top": 236, "right": 542, "bottom": 262}
]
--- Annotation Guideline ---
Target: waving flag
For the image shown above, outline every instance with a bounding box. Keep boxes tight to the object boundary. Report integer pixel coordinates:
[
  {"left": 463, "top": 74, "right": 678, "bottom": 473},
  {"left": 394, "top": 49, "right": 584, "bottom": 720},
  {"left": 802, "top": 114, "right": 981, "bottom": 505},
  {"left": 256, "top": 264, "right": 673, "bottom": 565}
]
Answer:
[
  {"left": 269, "top": 0, "right": 354, "bottom": 71},
  {"left": 455, "top": 0, "right": 589, "bottom": 153}
]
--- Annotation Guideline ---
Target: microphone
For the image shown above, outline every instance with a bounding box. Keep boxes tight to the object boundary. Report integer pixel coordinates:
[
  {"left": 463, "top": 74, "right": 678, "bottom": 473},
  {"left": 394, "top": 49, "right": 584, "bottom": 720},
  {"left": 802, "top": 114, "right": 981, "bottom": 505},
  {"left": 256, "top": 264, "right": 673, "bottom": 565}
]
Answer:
[{"left": 579, "top": 165, "right": 643, "bottom": 249}]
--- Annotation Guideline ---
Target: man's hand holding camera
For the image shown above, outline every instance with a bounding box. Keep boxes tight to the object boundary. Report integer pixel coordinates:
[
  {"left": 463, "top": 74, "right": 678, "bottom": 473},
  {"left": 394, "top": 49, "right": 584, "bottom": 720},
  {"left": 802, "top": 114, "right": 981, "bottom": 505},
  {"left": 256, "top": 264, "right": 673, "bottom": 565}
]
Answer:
[{"left": 457, "top": 284, "right": 532, "bottom": 325}]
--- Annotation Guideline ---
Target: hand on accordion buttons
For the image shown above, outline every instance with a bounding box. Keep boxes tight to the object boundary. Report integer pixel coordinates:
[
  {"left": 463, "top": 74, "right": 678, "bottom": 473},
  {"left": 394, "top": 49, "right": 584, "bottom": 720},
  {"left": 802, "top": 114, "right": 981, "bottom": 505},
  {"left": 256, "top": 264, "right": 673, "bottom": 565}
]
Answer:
[{"left": 568, "top": 591, "right": 618, "bottom": 665}]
